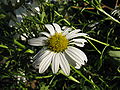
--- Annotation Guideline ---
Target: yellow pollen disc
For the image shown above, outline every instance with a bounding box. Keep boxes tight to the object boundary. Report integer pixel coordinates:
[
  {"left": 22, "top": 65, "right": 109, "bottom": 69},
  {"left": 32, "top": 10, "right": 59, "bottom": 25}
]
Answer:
[{"left": 48, "top": 33, "right": 69, "bottom": 52}]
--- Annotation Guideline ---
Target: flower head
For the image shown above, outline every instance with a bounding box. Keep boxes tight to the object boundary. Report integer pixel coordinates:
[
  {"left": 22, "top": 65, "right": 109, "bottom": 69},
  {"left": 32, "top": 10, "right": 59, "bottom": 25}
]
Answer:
[{"left": 28, "top": 23, "right": 88, "bottom": 75}]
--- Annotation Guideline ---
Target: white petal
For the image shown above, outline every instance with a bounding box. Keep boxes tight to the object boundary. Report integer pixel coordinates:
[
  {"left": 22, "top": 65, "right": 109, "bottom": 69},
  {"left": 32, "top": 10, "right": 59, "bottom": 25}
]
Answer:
[
  {"left": 66, "top": 29, "right": 81, "bottom": 38},
  {"left": 52, "top": 53, "right": 60, "bottom": 73},
  {"left": 59, "top": 53, "right": 70, "bottom": 75},
  {"left": 35, "top": 7, "right": 40, "bottom": 12},
  {"left": 62, "top": 26, "right": 67, "bottom": 30},
  {"left": 67, "top": 33, "right": 88, "bottom": 40},
  {"left": 71, "top": 39, "right": 87, "bottom": 43},
  {"left": 28, "top": 37, "right": 47, "bottom": 46},
  {"left": 65, "top": 29, "right": 80, "bottom": 37},
  {"left": 17, "top": 0, "right": 20, "bottom": 2},
  {"left": 40, "top": 32, "right": 50, "bottom": 37},
  {"left": 64, "top": 52, "right": 81, "bottom": 69},
  {"left": 70, "top": 46, "right": 87, "bottom": 62},
  {"left": 33, "top": 47, "right": 47, "bottom": 60},
  {"left": 75, "top": 63, "right": 82, "bottom": 69},
  {"left": 65, "top": 46, "right": 87, "bottom": 66},
  {"left": 62, "top": 28, "right": 72, "bottom": 36},
  {"left": 39, "top": 52, "right": 54, "bottom": 73},
  {"left": 45, "top": 24, "right": 55, "bottom": 35},
  {"left": 52, "top": 23, "right": 62, "bottom": 33},
  {"left": 70, "top": 43, "right": 86, "bottom": 47},
  {"left": 70, "top": 39, "right": 87, "bottom": 47},
  {"left": 32, "top": 49, "right": 50, "bottom": 69},
  {"left": 21, "top": 33, "right": 28, "bottom": 41},
  {"left": 65, "top": 50, "right": 84, "bottom": 66}
]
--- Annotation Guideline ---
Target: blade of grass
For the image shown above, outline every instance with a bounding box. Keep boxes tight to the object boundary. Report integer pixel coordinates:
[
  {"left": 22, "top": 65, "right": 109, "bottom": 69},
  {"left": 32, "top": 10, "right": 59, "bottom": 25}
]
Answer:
[{"left": 71, "top": 65, "right": 100, "bottom": 89}]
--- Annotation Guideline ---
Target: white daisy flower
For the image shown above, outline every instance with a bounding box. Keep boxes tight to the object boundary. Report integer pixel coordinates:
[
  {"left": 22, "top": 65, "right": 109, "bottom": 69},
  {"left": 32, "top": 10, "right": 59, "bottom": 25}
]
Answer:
[{"left": 28, "top": 23, "right": 88, "bottom": 75}]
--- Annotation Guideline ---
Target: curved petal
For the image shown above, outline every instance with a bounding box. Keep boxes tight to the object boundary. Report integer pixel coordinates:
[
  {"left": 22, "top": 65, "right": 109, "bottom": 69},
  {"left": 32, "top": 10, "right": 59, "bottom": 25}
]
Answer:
[
  {"left": 65, "top": 46, "right": 87, "bottom": 66},
  {"left": 52, "top": 53, "right": 60, "bottom": 73},
  {"left": 71, "top": 39, "right": 87, "bottom": 43},
  {"left": 59, "top": 53, "right": 70, "bottom": 75},
  {"left": 40, "top": 32, "right": 50, "bottom": 37},
  {"left": 64, "top": 52, "right": 81, "bottom": 69},
  {"left": 62, "top": 26, "right": 67, "bottom": 30},
  {"left": 65, "top": 50, "right": 84, "bottom": 66},
  {"left": 32, "top": 50, "right": 50, "bottom": 69},
  {"left": 45, "top": 24, "right": 55, "bottom": 36},
  {"left": 33, "top": 47, "right": 47, "bottom": 60},
  {"left": 52, "top": 23, "right": 62, "bottom": 33},
  {"left": 70, "top": 39, "right": 87, "bottom": 47},
  {"left": 67, "top": 33, "right": 88, "bottom": 40},
  {"left": 70, "top": 46, "right": 87, "bottom": 62},
  {"left": 75, "top": 63, "right": 82, "bottom": 69},
  {"left": 28, "top": 37, "right": 47, "bottom": 46},
  {"left": 62, "top": 28, "right": 72, "bottom": 36},
  {"left": 39, "top": 52, "right": 55, "bottom": 73},
  {"left": 66, "top": 29, "right": 81, "bottom": 38}
]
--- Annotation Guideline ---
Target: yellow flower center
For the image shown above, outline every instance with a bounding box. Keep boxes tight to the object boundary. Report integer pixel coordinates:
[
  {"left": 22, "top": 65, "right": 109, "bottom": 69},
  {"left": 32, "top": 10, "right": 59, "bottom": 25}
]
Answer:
[{"left": 48, "top": 33, "right": 69, "bottom": 52}]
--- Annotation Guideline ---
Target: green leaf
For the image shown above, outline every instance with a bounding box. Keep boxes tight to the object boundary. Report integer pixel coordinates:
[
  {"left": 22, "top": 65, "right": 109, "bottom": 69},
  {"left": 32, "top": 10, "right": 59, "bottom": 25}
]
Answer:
[
  {"left": 35, "top": 75, "right": 53, "bottom": 79},
  {"left": 0, "top": 14, "right": 6, "bottom": 19},
  {"left": 0, "top": 44, "right": 8, "bottom": 49},
  {"left": 109, "top": 51, "right": 120, "bottom": 58},
  {"left": 41, "top": 12, "right": 46, "bottom": 23},
  {"left": 25, "top": 49, "right": 34, "bottom": 54},
  {"left": 14, "top": 39, "right": 26, "bottom": 49}
]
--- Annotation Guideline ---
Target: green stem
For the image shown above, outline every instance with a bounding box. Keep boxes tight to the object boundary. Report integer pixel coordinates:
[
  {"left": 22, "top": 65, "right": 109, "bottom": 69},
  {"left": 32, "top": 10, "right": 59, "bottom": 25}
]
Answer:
[
  {"left": 71, "top": 65, "right": 100, "bottom": 89},
  {"left": 54, "top": 10, "right": 120, "bottom": 50},
  {"left": 84, "top": 36, "right": 120, "bottom": 50},
  {"left": 87, "top": 39, "right": 101, "bottom": 54},
  {"left": 97, "top": 7, "right": 120, "bottom": 24}
]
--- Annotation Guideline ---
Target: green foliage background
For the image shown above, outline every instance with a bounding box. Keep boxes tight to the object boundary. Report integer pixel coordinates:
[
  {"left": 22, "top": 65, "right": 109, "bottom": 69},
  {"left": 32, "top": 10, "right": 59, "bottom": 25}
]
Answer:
[{"left": 0, "top": 0, "right": 120, "bottom": 89}]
